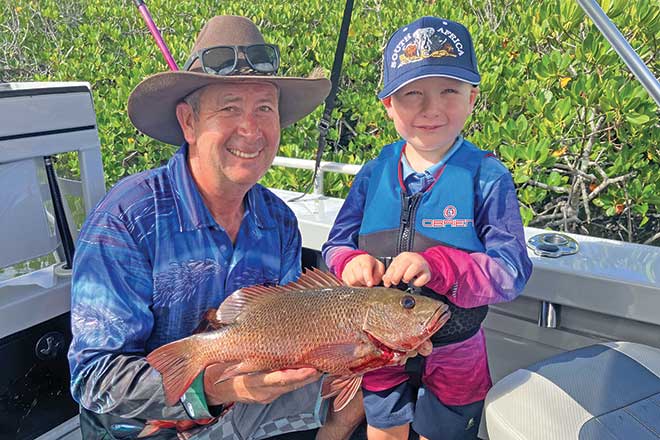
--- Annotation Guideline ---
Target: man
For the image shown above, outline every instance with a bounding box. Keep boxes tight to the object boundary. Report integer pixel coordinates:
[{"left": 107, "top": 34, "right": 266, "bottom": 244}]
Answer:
[{"left": 68, "top": 15, "right": 361, "bottom": 439}]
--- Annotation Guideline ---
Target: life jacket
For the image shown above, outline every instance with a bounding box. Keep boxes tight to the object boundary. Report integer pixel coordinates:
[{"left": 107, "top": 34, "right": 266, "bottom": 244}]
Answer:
[{"left": 358, "top": 139, "right": 489, "bottom": 346}]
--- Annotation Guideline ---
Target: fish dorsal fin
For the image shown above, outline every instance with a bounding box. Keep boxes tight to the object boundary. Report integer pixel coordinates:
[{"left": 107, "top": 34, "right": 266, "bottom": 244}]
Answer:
[
  {"left": 285, "top": 267, "right": 344, "bottom": 290},
  {"left": 216, "top": 268, "right": 344, "bottom": 324},
  {"left": 215, "top": 285, "right": 286, "bottom": 324}
]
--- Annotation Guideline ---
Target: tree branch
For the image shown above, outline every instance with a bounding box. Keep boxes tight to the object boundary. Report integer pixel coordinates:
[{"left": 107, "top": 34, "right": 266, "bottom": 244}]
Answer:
[
  {"left": 580, "top": 179, "right": 591, "bottom": 223},
  {"left": 588, "top": 171, "right": 635, "bottom": 201},
  {"left": 526, "top": 179, "right": 570, "bottom": 193},
  {"left": 643, "top": 231, "right": 660, "bottom": 245},
  {"left": 551, "top": 163, "right": 597, "bottom": 181}
]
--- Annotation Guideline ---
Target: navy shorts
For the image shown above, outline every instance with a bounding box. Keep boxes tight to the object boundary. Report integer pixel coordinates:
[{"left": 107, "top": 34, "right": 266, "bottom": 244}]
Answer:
[{"left": 363, "top": 382, "right": 483, "bottom": 440}]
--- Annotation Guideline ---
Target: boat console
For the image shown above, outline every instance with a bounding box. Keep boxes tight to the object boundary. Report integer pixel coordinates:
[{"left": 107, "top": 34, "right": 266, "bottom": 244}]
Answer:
[{"left": 0, "top": 83, "right": 105, "bottom": 440}]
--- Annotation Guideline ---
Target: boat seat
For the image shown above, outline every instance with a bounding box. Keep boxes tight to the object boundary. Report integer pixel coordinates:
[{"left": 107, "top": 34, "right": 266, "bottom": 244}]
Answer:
[{"left": 485, "top": 341, "right": 660, "bottom": 439}]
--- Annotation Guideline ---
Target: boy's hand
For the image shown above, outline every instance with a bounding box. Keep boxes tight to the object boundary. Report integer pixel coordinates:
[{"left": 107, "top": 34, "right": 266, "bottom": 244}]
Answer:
[
  {"left": 342, "top": 254, "right": 385, "bottom": 287},
  {"left": 382, "top": 252, "right": 431, "bottom": 288}
]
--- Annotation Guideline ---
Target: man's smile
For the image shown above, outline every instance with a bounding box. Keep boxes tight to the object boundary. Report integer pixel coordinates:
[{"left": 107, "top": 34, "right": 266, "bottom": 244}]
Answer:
[{"left": 228, "top": 148, "right": 260, "bottom": 159}]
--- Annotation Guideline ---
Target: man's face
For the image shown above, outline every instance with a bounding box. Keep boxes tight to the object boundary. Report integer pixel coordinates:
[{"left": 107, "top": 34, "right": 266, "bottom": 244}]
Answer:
[{"left": 178, "top": 82, "right": 280, "bottom": 194}]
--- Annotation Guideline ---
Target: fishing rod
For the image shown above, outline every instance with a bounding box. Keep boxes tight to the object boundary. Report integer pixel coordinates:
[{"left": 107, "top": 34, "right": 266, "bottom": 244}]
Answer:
[
  {"left": 289, "top": 0, "right": 354, "bottom": 201},
  {"left": 132, "top": 0, "right": 179, "bottom": 71}
]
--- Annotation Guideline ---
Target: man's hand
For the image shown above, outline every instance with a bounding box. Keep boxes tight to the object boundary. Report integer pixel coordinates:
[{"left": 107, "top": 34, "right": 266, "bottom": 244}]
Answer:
[
  {"left": 203, "top": 366, "right": 322, "bottom": 406},
  {"left": 382, "top": 252, "right": 431, "bottom": 288},
  {"left": 341, "top": 254, "right": 385, "bottom": 287}
]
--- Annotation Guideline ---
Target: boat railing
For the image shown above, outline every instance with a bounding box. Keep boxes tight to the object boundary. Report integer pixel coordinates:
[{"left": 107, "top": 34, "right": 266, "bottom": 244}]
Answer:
[{"left": 271, "top": 156, "right": 362, "bottom": 196}]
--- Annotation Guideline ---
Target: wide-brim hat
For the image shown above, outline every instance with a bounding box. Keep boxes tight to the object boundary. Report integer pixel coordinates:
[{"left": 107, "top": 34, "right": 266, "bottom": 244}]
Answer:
[{"left": 128, "top": 15, "right": 331, "bottom": 146}]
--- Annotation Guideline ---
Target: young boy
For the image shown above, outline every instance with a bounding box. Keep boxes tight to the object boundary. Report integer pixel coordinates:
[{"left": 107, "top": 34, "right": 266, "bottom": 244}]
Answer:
[{"left": 322, "top": 16, "right": 533, "bottom": 440}]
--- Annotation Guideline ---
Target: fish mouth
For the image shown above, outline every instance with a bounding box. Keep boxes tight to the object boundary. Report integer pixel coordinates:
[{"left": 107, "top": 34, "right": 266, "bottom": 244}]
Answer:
[
  {"left": 365, "top": 305, "right": 450, "bottom": 354},
  {"left": 424, "top": 305, "right": 451, "bottom": 337}
]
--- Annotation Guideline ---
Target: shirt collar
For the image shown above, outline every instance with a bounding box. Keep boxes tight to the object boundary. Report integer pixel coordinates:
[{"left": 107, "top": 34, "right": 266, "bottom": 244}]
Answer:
[
  {"left": 167, "top": 144, "right": 270, "bottom": 232},
  {"left": 401, "top": 135, "right": 464, "bottom": 180}
]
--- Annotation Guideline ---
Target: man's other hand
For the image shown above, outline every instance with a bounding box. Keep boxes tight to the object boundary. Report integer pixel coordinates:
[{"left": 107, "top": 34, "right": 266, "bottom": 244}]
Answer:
[{"left": 204, "top": 366, "right": 322, "bottom": 406}]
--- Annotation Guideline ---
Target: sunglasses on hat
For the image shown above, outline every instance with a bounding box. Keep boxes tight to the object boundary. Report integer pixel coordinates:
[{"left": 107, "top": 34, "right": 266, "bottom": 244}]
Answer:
[{"left": 183, "top": 44, "right": 280, "bottom": 76}]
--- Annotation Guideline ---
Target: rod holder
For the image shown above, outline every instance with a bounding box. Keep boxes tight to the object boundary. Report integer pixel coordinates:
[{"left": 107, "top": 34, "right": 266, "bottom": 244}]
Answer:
[
  {"left": 538, "top": 301, "right": 560, "bottom": 328},
  {"left": 527, "top": 232, "right": 578, "bottom": 258}
]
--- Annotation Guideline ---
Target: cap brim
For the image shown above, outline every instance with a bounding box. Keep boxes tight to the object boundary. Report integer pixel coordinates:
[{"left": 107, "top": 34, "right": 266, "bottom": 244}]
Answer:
[
  {"left": 128, "top": 71, "right": 331, "bottom": 145},
  {"left": 378, "top": 66, "right": 481, "bottom": 99}
]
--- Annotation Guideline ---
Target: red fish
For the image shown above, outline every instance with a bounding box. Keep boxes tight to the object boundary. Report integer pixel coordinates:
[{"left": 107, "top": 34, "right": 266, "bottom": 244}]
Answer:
[{"left": 147, "top": 269, "right": 449, "bottom": 412}]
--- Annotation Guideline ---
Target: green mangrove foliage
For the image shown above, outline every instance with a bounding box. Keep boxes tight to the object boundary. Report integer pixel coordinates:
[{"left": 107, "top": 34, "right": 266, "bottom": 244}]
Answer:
[{"left": 1, "top": 0, "right": 658, "bottom": 244}]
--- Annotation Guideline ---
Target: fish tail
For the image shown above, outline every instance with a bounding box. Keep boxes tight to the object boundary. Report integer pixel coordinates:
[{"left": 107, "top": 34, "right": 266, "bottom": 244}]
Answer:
[{"left": 147, "top": 337, "right": 207, "bottom": 406}]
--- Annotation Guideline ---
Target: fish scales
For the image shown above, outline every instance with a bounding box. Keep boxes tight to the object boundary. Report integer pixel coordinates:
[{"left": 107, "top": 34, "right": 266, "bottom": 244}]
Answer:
[
  {"left": 146, "top": 268, "right": 450, "bottom": 409},
  {"left": 222, "top": 287, "right": 378, "bottom": 374}
]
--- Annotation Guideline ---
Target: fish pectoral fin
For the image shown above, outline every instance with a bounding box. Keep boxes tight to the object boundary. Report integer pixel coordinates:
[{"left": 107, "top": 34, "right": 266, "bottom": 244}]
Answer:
[
  {"left": 209, "top": 360, "right": 250, "bottom": 384},
  {"left": 304, "top": 343, "right": 359, "bottom": 367},
  {"left": 331, "top": 375, "right": 363, "bottom": 412}
]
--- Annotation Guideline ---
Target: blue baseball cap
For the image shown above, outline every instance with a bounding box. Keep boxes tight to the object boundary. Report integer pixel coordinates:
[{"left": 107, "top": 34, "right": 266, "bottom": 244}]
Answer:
[{"left": 378, "top": 16, "right": 480, "bottom": 99}]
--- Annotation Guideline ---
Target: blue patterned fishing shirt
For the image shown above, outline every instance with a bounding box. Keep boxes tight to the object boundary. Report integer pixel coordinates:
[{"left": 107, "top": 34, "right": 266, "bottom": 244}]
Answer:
[{"left": 67, "top": 144, "right": 302, "bottom": 435}]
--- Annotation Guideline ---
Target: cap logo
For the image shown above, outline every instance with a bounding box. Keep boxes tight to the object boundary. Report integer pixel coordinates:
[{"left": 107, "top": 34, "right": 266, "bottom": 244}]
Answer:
[
  {"left": 390, "top": 24, "right": 465, "bottom": 69},
  {"left": 379, "top": 17, "right": 480, "bottom": 99}
]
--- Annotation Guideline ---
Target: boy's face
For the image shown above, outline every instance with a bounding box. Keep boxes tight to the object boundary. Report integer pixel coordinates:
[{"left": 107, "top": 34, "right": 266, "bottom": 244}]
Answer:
[{"left": 385, "top": 77, "right": 478, "bottom": 159}]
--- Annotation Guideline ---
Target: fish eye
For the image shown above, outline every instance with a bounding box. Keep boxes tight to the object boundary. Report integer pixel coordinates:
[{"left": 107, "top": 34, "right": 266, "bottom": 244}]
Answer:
[{"left": 401, "top": 295, "right": 416, "bottom": 309}]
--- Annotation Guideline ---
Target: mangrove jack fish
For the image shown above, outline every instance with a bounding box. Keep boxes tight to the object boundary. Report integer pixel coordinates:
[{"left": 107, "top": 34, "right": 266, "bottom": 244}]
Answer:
[{"left": 147, "top": 268, "right": 450, "bottom": 412}]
